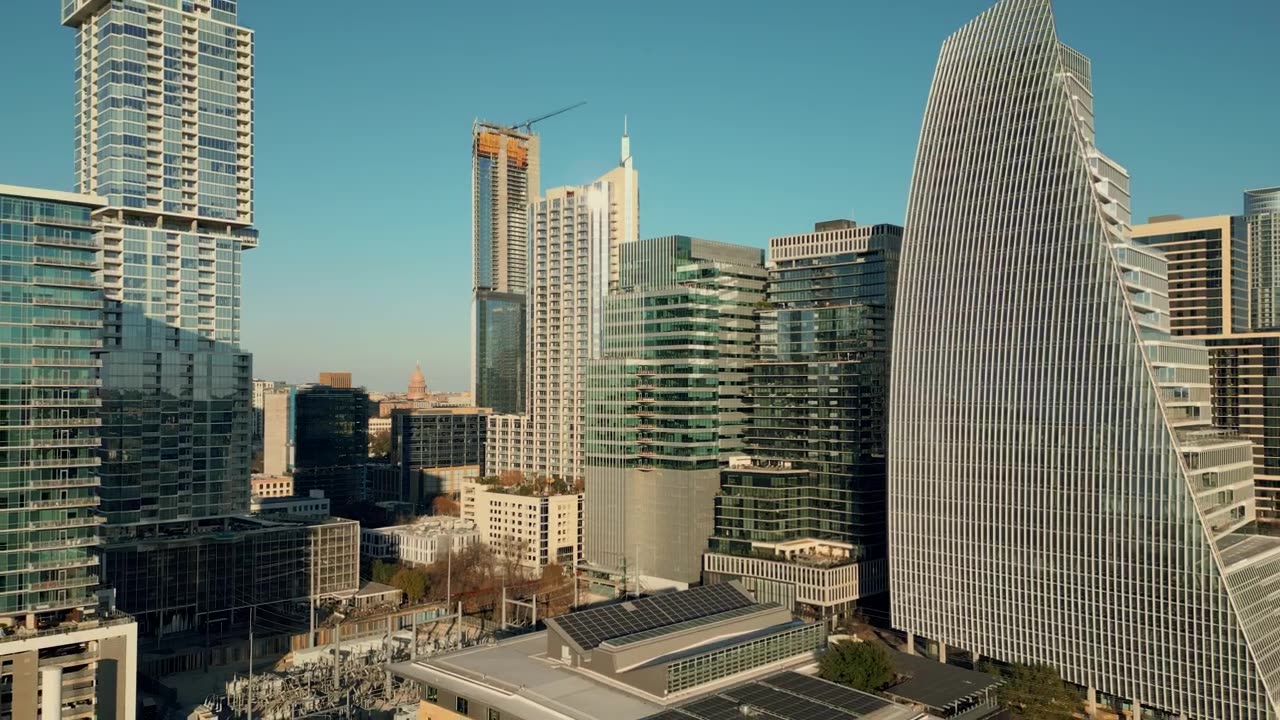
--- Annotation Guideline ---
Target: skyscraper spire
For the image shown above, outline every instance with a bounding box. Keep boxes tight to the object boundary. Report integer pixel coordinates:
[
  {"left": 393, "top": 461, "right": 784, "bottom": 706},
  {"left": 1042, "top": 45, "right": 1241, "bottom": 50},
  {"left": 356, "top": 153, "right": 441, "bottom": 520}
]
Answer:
[{"left": 620, "top": 115, "right": 631, "bottom": 167}]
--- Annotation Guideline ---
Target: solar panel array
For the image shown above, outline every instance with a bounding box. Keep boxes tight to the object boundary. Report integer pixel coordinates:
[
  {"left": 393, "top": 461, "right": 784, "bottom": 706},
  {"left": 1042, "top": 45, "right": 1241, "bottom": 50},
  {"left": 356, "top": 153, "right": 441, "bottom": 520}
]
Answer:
[
  {"left": 600, "top": 603, "right": 769, "bottom": 649},
  {"left": 637, "top": 672, "right": 897, "bottom": 720},
  {"left": 549, "top": 583, "right": 754, "bottom": 651}
]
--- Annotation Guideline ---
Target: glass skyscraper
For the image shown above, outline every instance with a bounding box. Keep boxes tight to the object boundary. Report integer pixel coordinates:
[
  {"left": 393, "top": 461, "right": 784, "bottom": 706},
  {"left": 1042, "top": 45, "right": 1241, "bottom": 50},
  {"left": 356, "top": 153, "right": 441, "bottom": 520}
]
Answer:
[
  {"left": 890, "top": 1, "right": 1280, "bottom": 717},
  {"left": 472, "top": 122, "right": 538, "bottom": 414},
  {"left": 705, "top": 221, "right": 899, "bottom": 621}
]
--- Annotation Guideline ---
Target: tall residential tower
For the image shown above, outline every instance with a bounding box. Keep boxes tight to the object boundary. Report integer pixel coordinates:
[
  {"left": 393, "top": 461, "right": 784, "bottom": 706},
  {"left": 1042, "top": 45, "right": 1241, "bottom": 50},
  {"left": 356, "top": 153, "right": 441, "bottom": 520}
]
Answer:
[
  {"left": 1246, "top": 186, "right": 1280, "bottom": 330},
  {"left": 472, "top": 123, "right": 539, "bottom": 414},
  {"left": 889, "top": 1, "right": 1280, "bottom": 717}
]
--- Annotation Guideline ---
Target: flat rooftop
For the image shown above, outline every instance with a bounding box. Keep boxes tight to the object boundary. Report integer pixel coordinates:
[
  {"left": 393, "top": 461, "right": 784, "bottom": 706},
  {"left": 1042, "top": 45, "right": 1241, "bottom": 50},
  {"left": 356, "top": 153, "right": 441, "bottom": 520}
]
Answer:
[
  {"left": 641, "top": 671, "right": 923, "bottom": 720},
  {"left": 884, "top": 650, "right": 1001, "bottom": 713},
  {"left": 390, "top": 632, "right": 662, "bottom": 720}
]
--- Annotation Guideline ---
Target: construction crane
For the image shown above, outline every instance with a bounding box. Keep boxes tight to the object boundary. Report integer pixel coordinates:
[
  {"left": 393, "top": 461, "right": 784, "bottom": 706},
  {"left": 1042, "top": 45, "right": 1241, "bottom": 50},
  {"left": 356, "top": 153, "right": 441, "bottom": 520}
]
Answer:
[{"left": 510, "top": 101, "right": 587, "bottom": 133}]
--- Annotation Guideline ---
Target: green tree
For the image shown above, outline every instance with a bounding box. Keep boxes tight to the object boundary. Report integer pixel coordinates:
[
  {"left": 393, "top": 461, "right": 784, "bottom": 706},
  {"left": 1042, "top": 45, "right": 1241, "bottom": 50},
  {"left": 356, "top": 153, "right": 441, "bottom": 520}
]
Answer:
[
  {"left": 390, "top": 567, "right": 429, "bottom": 602},
  {"left": 995, "top": 663, "right": 1079, "bottom": 720},
  {"left": 818, "top": 640, "right": 894, "bottom": 692},
  {"left": 371, "top": 560, "right": 396, "bottom": 584}
]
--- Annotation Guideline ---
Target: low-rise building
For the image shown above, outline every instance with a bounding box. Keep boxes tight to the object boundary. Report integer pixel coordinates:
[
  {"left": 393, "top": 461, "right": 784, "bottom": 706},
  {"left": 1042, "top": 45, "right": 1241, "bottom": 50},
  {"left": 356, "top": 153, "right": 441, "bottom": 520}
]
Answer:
[
  {"left": 251, "top": 474, "right": 294, "bottom": 499},
  {"left": 0, "top": 613, "right": 138, "bottom": 720},
  {"left": 360, "top": 517, "right": 480, "bottom": 568},
  {"left": 250, "top": 490, "right": 331, "bottom": 520},
  {"left": 460, "top": 480, "right": 582, "bottom": 570},
  {"left": 390, "top": 583, "right": 919, "bottom": 720}
]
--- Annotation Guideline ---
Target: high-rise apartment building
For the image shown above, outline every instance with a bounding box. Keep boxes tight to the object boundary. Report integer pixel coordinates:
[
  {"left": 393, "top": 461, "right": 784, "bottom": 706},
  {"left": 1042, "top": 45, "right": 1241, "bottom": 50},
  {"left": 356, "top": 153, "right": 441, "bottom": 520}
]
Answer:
[
  {"left": 293, "top": 384, "right": 369, "bottom": 508},
  {"left": 584, "top": 237, "right": 765, "bottom": 589},
  {"left": 0, "top": 185, "right": 138, "bottom": 720},
  {"left": 890, "top": 1, "right": 1280, "bottom": 717},
  {"left": 63, "top": 0, "right": 256, "bottom": 530},
  {"left": 385, "top": 406, "right": 489, "bottom": 510},
  {"left": 705, "top": 221, "right": 900, "bottom": 622},
  {"left": 261, "top": 385, "right": 295, "bottom": 476},
  {"left": 487, "top": 131, "right": 639, "bottom": 481},
  {"left": 1246, "top": 187, "right": 1280, "bottom": 330},
  {"left": 1131, "top": 216, "right": 1280, "bottom": 524},
  {"left": 252, "top": 378, "right": 283, "bottom": 451},
  {"left": 472, "top": 123, "right": 539, "bottom": 414}
]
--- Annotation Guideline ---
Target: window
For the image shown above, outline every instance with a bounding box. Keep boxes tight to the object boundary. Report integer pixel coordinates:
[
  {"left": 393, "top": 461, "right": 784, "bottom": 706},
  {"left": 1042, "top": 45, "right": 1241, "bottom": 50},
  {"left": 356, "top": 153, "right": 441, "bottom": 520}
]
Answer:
[
  {"left": 456, "top": 697, "right": 469, "bottom": 714},
  {"left": 425, "top": 686, "right": 437, "bottom": 703},
  {"left": 488, "top": 711, "right": 501, "bottom": 720}
]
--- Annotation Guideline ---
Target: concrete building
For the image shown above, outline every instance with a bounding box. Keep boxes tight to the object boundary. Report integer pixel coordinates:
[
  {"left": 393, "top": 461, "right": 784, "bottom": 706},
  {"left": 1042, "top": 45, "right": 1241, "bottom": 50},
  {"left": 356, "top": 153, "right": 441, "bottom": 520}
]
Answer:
[
  {"left": 253, "top": 379, "right": 285, "bottom": 450},
  {"left": 294, "top": 384, "right": 370, "bottom": 508},
  {"left": 486, "top": 128, "right": 640, "bottom": 482},
  {"left": 251, "top": 474, "right": 293, "bottom": 499},
  {"left": 318, "top": 372, "right": 352, "bottom": 389},
  {"left": 705, "top": 221, "right": 900, "bottom": 623},
  {"left": 473, "top": 123, "right": 539, "bottom": 415},
  {"left": 0, "top": 185, "right": 139, "bottom": 720},
  {"left": 387, "top": 407, "right": 488, "bottom": 511},
  {"left": 360, "top": 517, "right": 480, "bottom": 568},
  {"left": 250, "top": 490, "right": 330, "bottom": 520},
  {"left": 389, "top": 583, "right": 874, "bottom": 720},
  {"left": 890, "top": 1, "right": 1280, "bottom": 717},
  {"left": 1246, "top": 186, "right": 1280, "bottom": 330},
  {"left": 261, "top": 386, "right": 295, "bottom": 477},
  {"left": 584, "top": 237, "right": 766, "bottom": 589},
  {"left": 460, "top": 480, "right": 583, "bottom": 570}
]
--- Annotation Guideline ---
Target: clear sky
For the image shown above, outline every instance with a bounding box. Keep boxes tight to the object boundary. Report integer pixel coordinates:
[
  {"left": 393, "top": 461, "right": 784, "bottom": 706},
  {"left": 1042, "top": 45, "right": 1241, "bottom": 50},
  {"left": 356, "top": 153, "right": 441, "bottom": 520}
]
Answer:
[{"left": 2, "top": 1, "right": 1276, "bottom": 393}]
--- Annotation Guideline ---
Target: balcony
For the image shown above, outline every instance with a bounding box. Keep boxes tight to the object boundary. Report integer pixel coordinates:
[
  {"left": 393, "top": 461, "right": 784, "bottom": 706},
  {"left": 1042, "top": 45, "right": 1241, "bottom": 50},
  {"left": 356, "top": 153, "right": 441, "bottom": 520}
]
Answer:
[
  {"left": 32, "top": 234, "right": 100, "bottom": 250},
  {"left": 27, "top": 477, "right": 101, "bottom": 489},
  {"left": 23, "top": 457, "right": 101, "bottom": 469},
  {"left": 30, "top": 437, "right": 100, "bottom": 449},
  {"left": 33, "top": 318, "right": 103, "bottom": 329},
  {"left": 28, "top": 516, "right": 104, "bottom": 529},
  {"left": 31, "top": 297, "right": 104, "bottom": 309},
  {"left": 30, "top": 398, "right": 101, "bottom": 407},
  {"left": 34, "top": 276, "right": 97, "bottom": 290},
  {"left": 33, "top": 215, "right": 95, "bottom": 230},
  {"left": 31, "top": 358, "right": 101, "bottom": 367},
  {"left": 32, "top": 417, "right": 101, "bottom": 428},
  {"left": 30, "top": 337, "right": 101, "bottom": 349},
  {"left": 28, "top": 497, "right": 101, "bottom": 510}
]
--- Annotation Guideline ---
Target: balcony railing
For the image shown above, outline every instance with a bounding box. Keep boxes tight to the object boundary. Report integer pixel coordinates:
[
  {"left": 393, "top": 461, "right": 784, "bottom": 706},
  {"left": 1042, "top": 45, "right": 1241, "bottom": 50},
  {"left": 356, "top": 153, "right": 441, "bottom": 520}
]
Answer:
[
  {"left": 32, "top": 234, "right": 100, "bottom": 250},
  {"left": 33, "top": 215, "right": 96, "bottom": 230}
]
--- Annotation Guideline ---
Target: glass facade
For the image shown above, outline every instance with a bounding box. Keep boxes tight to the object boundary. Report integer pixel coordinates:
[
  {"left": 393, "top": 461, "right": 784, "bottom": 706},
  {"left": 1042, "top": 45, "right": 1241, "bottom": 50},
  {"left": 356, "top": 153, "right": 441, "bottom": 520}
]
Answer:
[
  {"left": 474, "top": 290, "right": 526, "bottom": 415},
  {"left": 293, "top": 385, "right": 369, "bottom": 508},
  {"left": 0, "top": 190, "right": 105, "bottom": 625},
  {"left": 890, "top": 1, "right": 1280, "bottom": 717},
  {"left": 584, "top": 237, "right": 765, "bottom": 584},
  {"left": 664, "top": 622, "right": 826, "bottom": 694}
]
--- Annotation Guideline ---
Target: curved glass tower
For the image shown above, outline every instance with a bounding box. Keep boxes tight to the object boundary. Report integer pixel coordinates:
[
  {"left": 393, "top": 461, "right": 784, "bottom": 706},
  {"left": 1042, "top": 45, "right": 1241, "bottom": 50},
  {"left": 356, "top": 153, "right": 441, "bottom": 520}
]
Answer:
[{"left": 889, "top": 1, "right": 1280, "bottom": 717}]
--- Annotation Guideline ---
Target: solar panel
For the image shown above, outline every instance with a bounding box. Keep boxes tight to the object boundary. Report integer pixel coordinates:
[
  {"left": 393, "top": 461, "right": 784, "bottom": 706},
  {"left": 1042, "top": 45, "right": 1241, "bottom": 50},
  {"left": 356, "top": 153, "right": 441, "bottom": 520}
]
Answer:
[
  {"left": 758, "top": 672, "right": 895, "bottom": 716},
  {"left": 549, "top": 583, "right": 754, "bottom": 651}
]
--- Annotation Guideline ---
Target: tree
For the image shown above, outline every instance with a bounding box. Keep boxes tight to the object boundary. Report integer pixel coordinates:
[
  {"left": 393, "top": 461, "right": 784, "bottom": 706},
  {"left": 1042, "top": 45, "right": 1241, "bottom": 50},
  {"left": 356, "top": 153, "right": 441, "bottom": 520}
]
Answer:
[
  {"left": 499, "top": 469, "right": 524, "bottom": 488},
  {"left": 368, "top": 430, "right": 391, "bottom": 459},
  {"left": 818, "top": 640, "right": 894, "bottom": 692},
  {"left": 389, "top": 567, "right": 429, "bottom": 602},
  {"left": 432, "top": 494, "right": 460, "bottom": 517},
  {"left": 371, "top": 559, "right": 396, "bottom": 584},
  {"left": 994, "top": 663, "right": 1079, "bottom": 720},
  {"left": 539, "top": 563, "right": 573, "bottom": 617}
]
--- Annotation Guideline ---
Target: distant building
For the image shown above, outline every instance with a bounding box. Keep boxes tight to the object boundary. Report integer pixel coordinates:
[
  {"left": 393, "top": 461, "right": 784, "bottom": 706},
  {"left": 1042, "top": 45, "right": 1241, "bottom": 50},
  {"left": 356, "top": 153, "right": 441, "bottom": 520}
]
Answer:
[
  {"left": 386, "top": 407, "right": 489, "bottom": 511},
  {"left": 407, "top": 363, "right": 428, "bottom": 400},
  {"left": 460, "top": 481, "right": 582, "bottom": 570},
  {"left": 368, "top": 416, "right": 392, "bottom": 435},
  {"left": 253, "top": 379, "right": 285, "bottom": 450},
  {"left": 251, "top": 475, "right": 294, "bottom": 499},
  {"left": 360, "top": 517, "right": 481, "bottom": 568},
  {"left": 389, "top": 583, "right": 872, "bottom": 720},
  {"left": 584, "top": 237, "right": 766, "bottom": 589},
  {"left": 261, "top": 386, "right": 296, "bottom": 476},
  {"left": 318, "top": 372, "right": 353, "bottom": 389},
  {"left": 1245, "top": 186, "right": 1280, "bottom": 330},
  {"left": 294, "top": 384, "right": 370, "bottom": 507},
  {"left": 250, "top": 490, "right": 330, "bottom": 520},
  {"left": 1131, "top": 214, "right": 1250, "bottom": 335}
]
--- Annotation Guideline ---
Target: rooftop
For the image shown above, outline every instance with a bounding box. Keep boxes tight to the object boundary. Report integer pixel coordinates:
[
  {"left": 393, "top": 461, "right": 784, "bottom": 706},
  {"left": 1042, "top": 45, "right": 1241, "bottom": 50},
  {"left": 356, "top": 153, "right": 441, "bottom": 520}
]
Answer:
[
  {"left": 546, "top": 582, "right": 756, "bottom": 653},
  {"left": 641, "top": 671, "right": 924, "bottom": 720},
  {"left": 883, "top": 650, "right": 1002, "bottom": 714},
  {"left": 366, "top": 516, "right": 477, "bottom": 537}
]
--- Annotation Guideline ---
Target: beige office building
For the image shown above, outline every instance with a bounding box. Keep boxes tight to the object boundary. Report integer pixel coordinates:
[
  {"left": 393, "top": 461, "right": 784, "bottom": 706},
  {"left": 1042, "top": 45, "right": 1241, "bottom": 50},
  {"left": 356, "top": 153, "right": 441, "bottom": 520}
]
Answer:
[
  {"left": 486, "top": 128, "right": 639, "bottom": 482},
  {"left": 1, "top": 619, "right": 138, "bottom": 720},
  {"left": 262, "top": 387, "right": 294, "bottom": 476},
  {"left": 460, "top": 481, "right": 583, "bottom": 571}
]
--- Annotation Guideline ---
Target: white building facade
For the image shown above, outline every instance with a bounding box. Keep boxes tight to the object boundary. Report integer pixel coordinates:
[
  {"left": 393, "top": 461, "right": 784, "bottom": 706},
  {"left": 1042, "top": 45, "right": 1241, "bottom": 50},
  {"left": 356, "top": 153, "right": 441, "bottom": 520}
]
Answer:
[
  {"left": 460, "top": 482, "right": 583, "bottom": 571},
  {"left": 360, "top": 518, "right": 480, "bottom": 568}
]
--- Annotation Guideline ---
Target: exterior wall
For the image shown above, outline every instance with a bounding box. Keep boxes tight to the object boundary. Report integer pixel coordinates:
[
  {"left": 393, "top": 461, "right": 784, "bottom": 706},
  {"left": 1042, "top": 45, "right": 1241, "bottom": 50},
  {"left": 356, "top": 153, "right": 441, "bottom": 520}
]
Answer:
[
  {"left": 294, "top": 384, "right": 369, "bottom": 507},
  {"left": 251, "top": 475, "right": 293, "bottom": 498},
  {"left": 0, "top": 187, "right": 105, "bottom": 630},
  {"left": 262, "top": 387, "right": 295, "bottom": 476},
  {"left": 250, "top": 494, "right": 330, "bottom": 519},
  {"left": 0, "top": 618, "right": 137, "bottom": 720},
  {"left": 361, "top": 522, "right": 480, "bottom": 567},
  {"left": 1205, "top": 333, "right": 1280, "bottom": 524},
  {"left": 472, "top": 289, "right": 526, "bottom": 414},
  {"left": 889, "top": 2, "right": 1280, "bottom": 717},
  {"left": 703, "top": 553, "right": 888, "bottom": 616},
  {"left": 585, "top": 237, "right": 765, "bottom": 585},
  {"left": 1131, "top": 215, "right": 1249, "bottom": 335},
  {"left": 460, "top": 482, "right": 582, "bottom": 570},
  {"left": 318, "top": 372, "right": 352, "bottom": 389}
]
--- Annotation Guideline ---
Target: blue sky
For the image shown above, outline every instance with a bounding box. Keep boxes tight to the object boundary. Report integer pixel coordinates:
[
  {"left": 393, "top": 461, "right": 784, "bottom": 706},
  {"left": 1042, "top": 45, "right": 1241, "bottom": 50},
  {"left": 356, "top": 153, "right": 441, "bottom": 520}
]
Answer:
[{"left": 2, "top": 1, "right": 1276, "bottom": 393}]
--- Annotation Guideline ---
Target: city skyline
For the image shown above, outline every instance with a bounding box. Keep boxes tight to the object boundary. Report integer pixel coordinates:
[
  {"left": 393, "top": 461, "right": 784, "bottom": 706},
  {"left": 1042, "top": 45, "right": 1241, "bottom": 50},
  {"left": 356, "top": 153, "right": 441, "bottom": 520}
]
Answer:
[{"left": 2, "top": 1, "right": 1277, "bottom": 392}]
